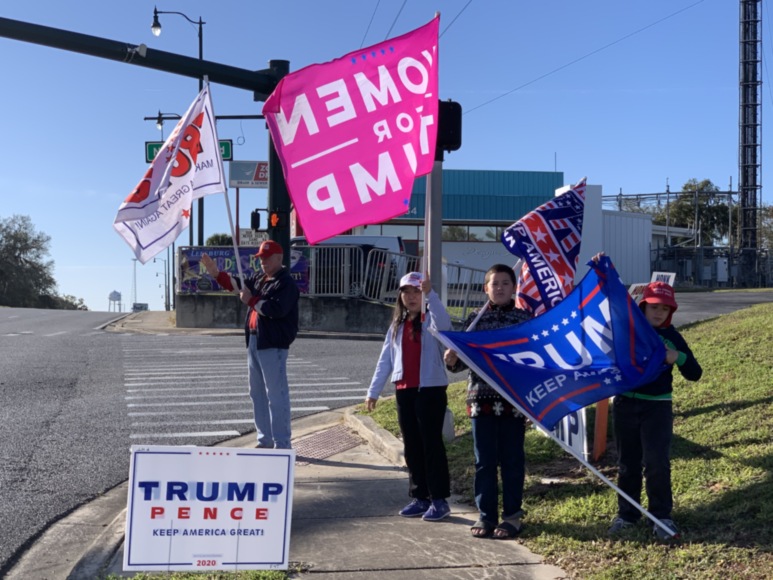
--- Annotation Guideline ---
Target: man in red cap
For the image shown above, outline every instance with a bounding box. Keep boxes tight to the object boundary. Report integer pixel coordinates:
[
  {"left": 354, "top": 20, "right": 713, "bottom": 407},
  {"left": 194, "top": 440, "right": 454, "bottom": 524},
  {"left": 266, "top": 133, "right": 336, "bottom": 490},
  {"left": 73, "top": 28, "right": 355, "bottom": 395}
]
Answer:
[{"left": 201, "top": 240, "right": 299, "bottom": 449}]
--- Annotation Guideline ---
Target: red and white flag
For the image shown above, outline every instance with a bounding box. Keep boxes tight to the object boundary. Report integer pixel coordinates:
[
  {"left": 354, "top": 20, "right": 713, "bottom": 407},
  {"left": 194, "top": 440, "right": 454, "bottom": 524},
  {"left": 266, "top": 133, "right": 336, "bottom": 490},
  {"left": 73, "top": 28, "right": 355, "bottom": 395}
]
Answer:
[
  {"left": 114, "top": 84, "right": 226, "bottom": 263},
  {"left": 501, "top": 177, "right": 587, "bottom": 316},
  {"left": 263, "top": 17, "right": 439, "bottom": 245}
]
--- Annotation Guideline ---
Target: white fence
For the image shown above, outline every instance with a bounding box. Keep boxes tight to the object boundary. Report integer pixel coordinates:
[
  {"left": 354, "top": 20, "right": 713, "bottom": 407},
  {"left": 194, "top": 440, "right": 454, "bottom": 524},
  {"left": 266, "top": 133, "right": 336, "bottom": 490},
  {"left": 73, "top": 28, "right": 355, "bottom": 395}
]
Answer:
[{"left": 293, "top": 245, "right": 488, "bottom": 323}]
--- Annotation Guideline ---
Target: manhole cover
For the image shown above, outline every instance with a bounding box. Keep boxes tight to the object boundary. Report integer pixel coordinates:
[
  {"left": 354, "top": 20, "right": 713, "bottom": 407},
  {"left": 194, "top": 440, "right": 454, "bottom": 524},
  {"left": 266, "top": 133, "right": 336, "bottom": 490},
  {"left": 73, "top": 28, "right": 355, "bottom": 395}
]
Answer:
[{"left": 294, "top": 424, "right": 362, "bottom": 465}]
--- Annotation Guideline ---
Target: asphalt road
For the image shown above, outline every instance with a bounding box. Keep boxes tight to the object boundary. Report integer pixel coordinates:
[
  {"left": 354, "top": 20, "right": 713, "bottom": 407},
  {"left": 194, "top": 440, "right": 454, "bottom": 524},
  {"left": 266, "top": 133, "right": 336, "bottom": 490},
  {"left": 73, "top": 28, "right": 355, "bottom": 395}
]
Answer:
[
  {"left": 670, "top": 290, "right": 773, "bottom": 327},
  {"left": 0, "top": 308, "right": 128, "bottom": 574}
]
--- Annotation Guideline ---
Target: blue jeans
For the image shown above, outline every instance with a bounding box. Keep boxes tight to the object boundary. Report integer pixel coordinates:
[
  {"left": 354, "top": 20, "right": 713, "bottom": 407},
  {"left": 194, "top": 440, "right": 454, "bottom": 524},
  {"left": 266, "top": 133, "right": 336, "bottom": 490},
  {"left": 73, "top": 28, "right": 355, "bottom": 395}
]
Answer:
[
  {"left": 472, "top": 414, "right": 526, "bottom": 525},
  {"left": 247, "top": 336, "right": 292, "bottom": 449},
  {"left": 613, "top": 396, "right": 673, "bottom": 521}
]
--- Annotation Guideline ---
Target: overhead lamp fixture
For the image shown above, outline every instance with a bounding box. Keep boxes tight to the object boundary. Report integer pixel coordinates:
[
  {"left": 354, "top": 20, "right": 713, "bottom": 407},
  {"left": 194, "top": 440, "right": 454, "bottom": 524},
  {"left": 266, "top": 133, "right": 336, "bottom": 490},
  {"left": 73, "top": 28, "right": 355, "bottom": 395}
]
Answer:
[{"left": 151, "top": 8, "right": 162, "bottom": 37}]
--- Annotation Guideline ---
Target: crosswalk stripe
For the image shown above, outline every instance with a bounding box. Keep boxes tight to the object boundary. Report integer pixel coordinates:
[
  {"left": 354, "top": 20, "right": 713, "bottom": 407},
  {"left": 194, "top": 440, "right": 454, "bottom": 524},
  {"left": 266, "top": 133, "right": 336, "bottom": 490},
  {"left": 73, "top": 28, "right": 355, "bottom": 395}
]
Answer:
[
  {"left": 126, "top": 382, "right": 358, "bottom": 393},
  {"left": 129, "top": 430, "right": 241, "bottom": 439},
  {"left": 127, "top": 406, "right": 328, "bottom": 417}
]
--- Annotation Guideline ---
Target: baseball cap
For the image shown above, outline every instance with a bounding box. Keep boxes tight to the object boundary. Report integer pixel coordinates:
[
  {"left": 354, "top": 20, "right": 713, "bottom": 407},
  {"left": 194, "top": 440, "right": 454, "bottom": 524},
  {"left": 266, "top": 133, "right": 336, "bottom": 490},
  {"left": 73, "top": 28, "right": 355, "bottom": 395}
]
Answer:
[
  {"left": 639, "top": 281, "right": 678, "bottom": 325},
  {"left": 399, "top": 272, "right": 423, "bottom": 289},
  {"left": 256, "top": 240, "right": 283, "bottom": 258}
]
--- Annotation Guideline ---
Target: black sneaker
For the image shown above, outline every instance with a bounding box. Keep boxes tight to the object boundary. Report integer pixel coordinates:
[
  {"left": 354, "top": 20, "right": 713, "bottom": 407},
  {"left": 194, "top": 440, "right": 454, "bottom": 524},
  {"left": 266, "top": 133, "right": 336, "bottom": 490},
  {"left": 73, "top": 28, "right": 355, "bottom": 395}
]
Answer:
[
  {"left": 608, "top": 516, "right": 636, "bottom": 534},
  {"left": 653, "top": 519, "right": 680, "bottom": 541}
]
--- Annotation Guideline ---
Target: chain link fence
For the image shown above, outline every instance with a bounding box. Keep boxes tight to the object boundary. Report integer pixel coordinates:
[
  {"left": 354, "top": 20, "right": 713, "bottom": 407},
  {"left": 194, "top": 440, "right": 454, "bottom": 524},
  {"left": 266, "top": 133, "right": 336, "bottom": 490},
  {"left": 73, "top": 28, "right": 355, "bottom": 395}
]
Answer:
[{"left": 650, "top": 246, "right": 772, "bottom": 288}]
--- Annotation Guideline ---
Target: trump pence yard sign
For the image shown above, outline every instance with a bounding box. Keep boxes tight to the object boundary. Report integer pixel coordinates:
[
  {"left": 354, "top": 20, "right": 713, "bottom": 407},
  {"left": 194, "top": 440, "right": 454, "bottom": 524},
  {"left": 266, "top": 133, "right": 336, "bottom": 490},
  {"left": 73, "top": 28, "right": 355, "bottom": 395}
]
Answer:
[{"left": 124, "top": 445, "right": 295, "bottom": 572}]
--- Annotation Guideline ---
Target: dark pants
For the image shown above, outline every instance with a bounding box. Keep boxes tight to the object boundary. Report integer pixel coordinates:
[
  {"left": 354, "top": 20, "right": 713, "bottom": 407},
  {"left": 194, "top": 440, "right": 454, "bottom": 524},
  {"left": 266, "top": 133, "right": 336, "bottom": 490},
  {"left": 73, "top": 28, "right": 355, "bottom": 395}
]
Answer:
[
  {"left": 613, "top": 396, "right": 674, "bottom": 521},
  {"left": 472, "top": 414, "right": 526, "bottom": 524},
  {"left": 395, "top": 386, "right": 450, "bottom": 501}
]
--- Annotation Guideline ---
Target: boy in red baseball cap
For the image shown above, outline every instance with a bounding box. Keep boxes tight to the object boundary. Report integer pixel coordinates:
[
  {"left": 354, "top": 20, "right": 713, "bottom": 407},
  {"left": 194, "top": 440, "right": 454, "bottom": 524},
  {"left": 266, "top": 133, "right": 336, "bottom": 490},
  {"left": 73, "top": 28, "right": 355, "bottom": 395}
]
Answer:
[{"left": 609, "top": 281, "right": 702, "bottom": 541}]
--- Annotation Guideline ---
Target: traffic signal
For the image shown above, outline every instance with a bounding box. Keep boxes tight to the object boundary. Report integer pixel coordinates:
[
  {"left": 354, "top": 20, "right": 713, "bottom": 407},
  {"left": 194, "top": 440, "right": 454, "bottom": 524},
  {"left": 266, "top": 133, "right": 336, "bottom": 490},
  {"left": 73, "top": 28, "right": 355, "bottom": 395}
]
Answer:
[
  {"left": 250, "top": 209, "right": 261, "bottom": 231},
  {"left": 268, "top": 210, "right": 289, "bottom": 229},
  {"left": 437, "top": 100, "right": 462, "bottom": 153}
]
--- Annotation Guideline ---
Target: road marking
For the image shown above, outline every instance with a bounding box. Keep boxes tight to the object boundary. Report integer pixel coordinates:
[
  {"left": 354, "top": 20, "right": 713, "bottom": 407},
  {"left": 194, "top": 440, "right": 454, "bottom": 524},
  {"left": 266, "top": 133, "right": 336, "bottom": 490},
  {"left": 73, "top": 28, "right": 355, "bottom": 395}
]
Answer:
[
  {"left": 125, "top": 381, "right": 358, "bottom": 393},
  {"left": 127, "top": 406, "right": 328, "bottom": 417},
  {"left": 125, "top": 376, "right": 246, "bottom": 386},
  {"left": 132, "top": 419, "right": 256, "bottom": 427},
  {"left": 290, "top": 396, "right": 363, "bottom": 402},
  {"left": 43, "top": 331, "right": 68, "bottom": 337},
  {"left": 126, "top": 393, "right": 249, "bottom": 400},
  {"left": 129, "top": 430, "right": 241, "bottom": 439}
]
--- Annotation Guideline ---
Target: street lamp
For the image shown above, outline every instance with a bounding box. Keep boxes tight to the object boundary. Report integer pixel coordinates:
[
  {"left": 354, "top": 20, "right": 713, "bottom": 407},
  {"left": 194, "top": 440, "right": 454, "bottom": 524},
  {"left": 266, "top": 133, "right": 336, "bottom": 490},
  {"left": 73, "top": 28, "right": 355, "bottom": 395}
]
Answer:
[
  {"left": 153, "top": 256, "right": 170, "bottom": 311},
  {"left": 151, "top": 6, "right": 206, "bottom": 247},
  {"left": 145, "top": 111, "right": 181, "bottom": 140}
]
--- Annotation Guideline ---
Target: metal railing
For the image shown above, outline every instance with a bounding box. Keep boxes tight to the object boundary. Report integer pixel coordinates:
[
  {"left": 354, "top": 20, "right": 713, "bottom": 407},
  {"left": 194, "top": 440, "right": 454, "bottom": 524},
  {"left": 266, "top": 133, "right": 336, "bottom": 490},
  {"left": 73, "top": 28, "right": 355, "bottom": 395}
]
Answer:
[{"left": 292, "top": 245, "right": 488, "bottom": 323}]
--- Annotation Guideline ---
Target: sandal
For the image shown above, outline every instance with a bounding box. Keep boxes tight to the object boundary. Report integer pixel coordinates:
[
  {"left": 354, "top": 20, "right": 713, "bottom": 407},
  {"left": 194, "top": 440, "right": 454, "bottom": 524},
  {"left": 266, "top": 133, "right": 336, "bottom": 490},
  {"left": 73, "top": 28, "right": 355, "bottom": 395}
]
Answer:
[
  {"left": 470, "top": 519, "right": 494, "bottom": 539},
  {"left": 493, "top": 512, "right": 524, "bottom": 539}
]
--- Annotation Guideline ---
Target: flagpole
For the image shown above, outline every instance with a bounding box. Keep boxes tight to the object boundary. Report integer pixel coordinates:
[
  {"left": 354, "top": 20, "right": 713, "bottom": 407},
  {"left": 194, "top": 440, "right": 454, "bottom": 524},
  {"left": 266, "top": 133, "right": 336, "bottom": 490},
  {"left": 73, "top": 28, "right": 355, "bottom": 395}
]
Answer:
[
  {"left": 222, "top": 191, "right": 245, "bottom": 284},
  {"left": 203, "top": 76, "right": 244, "bottom": 285},
  {"left": 429, "top": 327, "right": 677, "bottom": 538}
]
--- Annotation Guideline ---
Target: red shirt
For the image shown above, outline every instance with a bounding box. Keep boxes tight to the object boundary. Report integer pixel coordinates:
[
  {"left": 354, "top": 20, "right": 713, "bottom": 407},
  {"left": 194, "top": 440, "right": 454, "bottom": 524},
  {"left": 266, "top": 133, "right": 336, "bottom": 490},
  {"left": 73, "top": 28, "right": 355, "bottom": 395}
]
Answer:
[{"left": 395, "top": 321, "right": 421, "bottom": 390}]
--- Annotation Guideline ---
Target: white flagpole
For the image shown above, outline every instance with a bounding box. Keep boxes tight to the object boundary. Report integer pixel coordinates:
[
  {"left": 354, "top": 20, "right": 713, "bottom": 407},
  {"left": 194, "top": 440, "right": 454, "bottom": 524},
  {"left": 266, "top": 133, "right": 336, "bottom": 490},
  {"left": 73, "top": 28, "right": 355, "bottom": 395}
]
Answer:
[
  {"left": 203, "top": 77, "right": 244, "bottom": 286},
  {"left": 429, "top": 327, "right": 677, "bottom": 538},
  {"left": 222, "top": 191, "right": 245, "bottom": 285}
]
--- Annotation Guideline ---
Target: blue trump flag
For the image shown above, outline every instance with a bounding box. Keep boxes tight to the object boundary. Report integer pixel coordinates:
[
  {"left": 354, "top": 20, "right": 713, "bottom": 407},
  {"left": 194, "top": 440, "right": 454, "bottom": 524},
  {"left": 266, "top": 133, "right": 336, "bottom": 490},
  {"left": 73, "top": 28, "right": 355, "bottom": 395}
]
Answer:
[{"left": 435, "top": 257, "right": 667, "bottom": 431}]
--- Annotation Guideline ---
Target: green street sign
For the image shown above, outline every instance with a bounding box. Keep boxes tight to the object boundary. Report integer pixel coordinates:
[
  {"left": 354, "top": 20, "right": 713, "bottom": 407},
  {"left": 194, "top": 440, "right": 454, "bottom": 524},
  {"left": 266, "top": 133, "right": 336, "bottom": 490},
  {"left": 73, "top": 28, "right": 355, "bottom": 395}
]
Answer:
[{"left": 145, "top": 139, "right": 233, "bottom": 163}]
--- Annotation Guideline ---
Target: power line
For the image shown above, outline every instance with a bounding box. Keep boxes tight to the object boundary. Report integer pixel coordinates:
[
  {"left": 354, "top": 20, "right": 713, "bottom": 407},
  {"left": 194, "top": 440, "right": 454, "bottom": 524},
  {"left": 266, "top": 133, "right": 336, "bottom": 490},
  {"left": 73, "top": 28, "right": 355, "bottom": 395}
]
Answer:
[
  {"left": 360, "top": 0, "right": 381, "bottom": 48},
  {"left": 466, "top": 0, "right": 706, "bottom": 115},
  {"left": 440, "top": 0, "right": 474, "bottom": 39},
  {"left": 384, "top": 0, "right": 408, "bottom": 40}
]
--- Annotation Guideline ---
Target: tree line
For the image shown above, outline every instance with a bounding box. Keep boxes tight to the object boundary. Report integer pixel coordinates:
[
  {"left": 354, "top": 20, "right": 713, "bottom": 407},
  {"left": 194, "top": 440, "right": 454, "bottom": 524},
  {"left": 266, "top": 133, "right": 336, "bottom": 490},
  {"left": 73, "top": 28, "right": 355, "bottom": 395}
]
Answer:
[{"left": 0, "top": 215, "right": 87, "bottom": 310}]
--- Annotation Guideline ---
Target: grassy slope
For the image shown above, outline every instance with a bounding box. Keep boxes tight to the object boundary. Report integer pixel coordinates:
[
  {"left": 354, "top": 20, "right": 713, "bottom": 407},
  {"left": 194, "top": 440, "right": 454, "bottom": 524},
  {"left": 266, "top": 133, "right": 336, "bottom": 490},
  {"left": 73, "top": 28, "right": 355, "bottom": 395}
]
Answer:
[{"left": 364, "top": 303, "right": 773, "bottom": 579}]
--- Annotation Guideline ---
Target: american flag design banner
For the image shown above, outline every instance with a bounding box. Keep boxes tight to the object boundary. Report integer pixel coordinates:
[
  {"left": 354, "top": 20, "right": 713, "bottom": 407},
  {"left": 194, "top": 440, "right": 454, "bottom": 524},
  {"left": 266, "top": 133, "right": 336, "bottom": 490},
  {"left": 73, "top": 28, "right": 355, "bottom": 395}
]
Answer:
[
  {"left": 435, "top": 257, "right": 666, "bottom": 431},
  {"left": 502, "top": 178, "right": 587, "bottom": 316}
]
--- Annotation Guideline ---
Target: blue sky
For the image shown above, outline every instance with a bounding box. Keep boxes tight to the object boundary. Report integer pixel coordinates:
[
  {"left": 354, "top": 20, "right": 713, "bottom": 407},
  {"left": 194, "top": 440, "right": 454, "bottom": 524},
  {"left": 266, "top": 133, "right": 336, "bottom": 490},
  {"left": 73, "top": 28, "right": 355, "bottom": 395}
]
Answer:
[{"left": 0, "top": 0, "right": 760, "bottom": 311}]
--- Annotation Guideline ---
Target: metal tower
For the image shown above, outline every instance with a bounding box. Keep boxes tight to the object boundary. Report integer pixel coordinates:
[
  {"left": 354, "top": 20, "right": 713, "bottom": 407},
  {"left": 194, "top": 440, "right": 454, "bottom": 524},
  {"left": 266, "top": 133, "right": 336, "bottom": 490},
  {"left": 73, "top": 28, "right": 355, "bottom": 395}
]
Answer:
[{"left": 739, "top": 0, "right": 762, "bottom": 286}]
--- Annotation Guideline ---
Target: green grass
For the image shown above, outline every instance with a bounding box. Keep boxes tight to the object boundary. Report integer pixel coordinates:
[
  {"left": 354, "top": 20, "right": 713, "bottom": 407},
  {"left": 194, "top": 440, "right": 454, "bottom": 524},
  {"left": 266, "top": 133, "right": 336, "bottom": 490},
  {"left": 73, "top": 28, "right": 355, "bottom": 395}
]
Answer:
[{"left": 359, "top": 302, "right": 773, "bottom": 579}]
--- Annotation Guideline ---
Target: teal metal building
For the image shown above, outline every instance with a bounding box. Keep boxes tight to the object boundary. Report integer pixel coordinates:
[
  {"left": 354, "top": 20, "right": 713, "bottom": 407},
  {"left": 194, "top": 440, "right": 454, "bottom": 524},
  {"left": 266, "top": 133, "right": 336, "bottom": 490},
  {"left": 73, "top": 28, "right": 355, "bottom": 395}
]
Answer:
[
  {"left": 358, "top": 169, "right": 564, "bottom": 253},
  {"left": 405, "top": 169, "right": 564, "bottom": 221}
]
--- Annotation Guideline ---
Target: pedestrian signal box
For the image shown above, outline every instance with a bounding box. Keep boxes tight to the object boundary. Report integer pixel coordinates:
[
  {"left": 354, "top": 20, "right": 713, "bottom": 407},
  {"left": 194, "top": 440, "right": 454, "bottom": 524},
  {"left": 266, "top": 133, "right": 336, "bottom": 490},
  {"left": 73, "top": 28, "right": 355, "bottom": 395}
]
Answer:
[{"left": 269, "top": 211, "right": 288, "bottom": 229}]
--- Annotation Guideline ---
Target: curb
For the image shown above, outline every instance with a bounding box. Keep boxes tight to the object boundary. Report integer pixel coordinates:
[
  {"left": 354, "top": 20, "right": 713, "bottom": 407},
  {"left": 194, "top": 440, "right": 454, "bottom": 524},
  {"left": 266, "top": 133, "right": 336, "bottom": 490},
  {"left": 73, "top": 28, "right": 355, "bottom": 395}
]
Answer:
[
  {"left": 68, "top": 508, "right": 127, "bottom": 580},
  {"left": 344, "top": 408, "right": 405, "bottom": 467}
]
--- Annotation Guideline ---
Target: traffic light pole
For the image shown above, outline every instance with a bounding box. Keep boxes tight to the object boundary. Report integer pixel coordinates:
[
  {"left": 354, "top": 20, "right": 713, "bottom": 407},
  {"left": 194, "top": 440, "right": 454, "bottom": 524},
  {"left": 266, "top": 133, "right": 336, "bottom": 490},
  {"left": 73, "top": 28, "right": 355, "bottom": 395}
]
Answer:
[{"left": 266, "top": 60, "right": 292, "bottom": 267}]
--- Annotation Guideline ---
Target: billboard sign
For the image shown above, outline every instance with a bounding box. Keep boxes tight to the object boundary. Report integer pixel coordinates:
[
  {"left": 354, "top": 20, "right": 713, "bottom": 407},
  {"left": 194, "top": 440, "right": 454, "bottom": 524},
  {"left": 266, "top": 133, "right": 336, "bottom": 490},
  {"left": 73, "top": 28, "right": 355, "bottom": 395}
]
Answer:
[
  {"left": 178, "top": 246, "right": 308, "bottom": 294},
  {"left": 229, "top": 161, "right": 268, "bottom": 189}
]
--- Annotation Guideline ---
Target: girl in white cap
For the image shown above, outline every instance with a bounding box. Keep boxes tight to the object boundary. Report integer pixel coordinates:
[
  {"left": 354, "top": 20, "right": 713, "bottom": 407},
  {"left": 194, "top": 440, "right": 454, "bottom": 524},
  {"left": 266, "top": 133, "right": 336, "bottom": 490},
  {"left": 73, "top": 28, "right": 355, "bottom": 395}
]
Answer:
[{"left": 366, "top": 272, "right": 453, "bottom": 522}]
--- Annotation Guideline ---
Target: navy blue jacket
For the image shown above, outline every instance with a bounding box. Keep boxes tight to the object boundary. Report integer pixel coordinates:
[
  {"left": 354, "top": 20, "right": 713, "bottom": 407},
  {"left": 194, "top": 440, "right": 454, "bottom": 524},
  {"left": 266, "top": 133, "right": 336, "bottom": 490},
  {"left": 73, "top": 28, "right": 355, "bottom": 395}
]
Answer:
[{"left": 217, "top": 267, "right": 299, "bottom": 350}]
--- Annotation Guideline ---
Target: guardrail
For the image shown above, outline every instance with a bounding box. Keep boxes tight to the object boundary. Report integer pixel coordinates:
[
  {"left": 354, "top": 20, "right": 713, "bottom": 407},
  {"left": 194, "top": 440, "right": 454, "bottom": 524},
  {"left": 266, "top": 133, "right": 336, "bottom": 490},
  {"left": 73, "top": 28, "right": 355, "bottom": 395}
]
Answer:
[{"left": 292, "top": 245, "right": 488, "bottom": 323}]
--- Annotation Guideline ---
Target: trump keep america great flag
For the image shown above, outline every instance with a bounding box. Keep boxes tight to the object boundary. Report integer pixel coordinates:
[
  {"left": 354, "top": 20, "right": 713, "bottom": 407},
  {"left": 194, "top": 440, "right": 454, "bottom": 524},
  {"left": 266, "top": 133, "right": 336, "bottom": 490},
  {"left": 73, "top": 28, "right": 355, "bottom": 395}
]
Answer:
[{"left": 434, "top": 257, "right": 667, "bottom": 430}]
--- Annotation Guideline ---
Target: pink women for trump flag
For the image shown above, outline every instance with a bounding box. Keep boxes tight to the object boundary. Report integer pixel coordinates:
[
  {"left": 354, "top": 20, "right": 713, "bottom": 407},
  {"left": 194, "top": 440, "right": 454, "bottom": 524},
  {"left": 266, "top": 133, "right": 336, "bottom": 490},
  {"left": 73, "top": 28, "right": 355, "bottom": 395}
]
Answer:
[
  {"left": 114, "top": 84, "right": 227, "bottom": 263},
  {"left": 263, "top": 17, "right": 439, "bottom": 245}
]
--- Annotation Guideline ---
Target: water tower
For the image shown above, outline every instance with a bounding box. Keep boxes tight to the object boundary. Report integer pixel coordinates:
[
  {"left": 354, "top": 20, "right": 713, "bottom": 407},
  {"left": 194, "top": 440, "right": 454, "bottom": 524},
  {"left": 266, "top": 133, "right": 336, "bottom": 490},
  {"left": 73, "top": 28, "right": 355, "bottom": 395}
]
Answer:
[{"left": 109, "top": 291, "right": 122, "bottom": 312}]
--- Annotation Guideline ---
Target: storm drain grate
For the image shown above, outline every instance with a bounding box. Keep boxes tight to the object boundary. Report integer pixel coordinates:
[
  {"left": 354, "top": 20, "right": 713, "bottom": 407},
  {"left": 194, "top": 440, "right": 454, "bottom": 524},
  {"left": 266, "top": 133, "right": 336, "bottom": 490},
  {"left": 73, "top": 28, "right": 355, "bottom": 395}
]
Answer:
[{"left": 294, "top": 424, "right": 362, "bottom": 465}]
